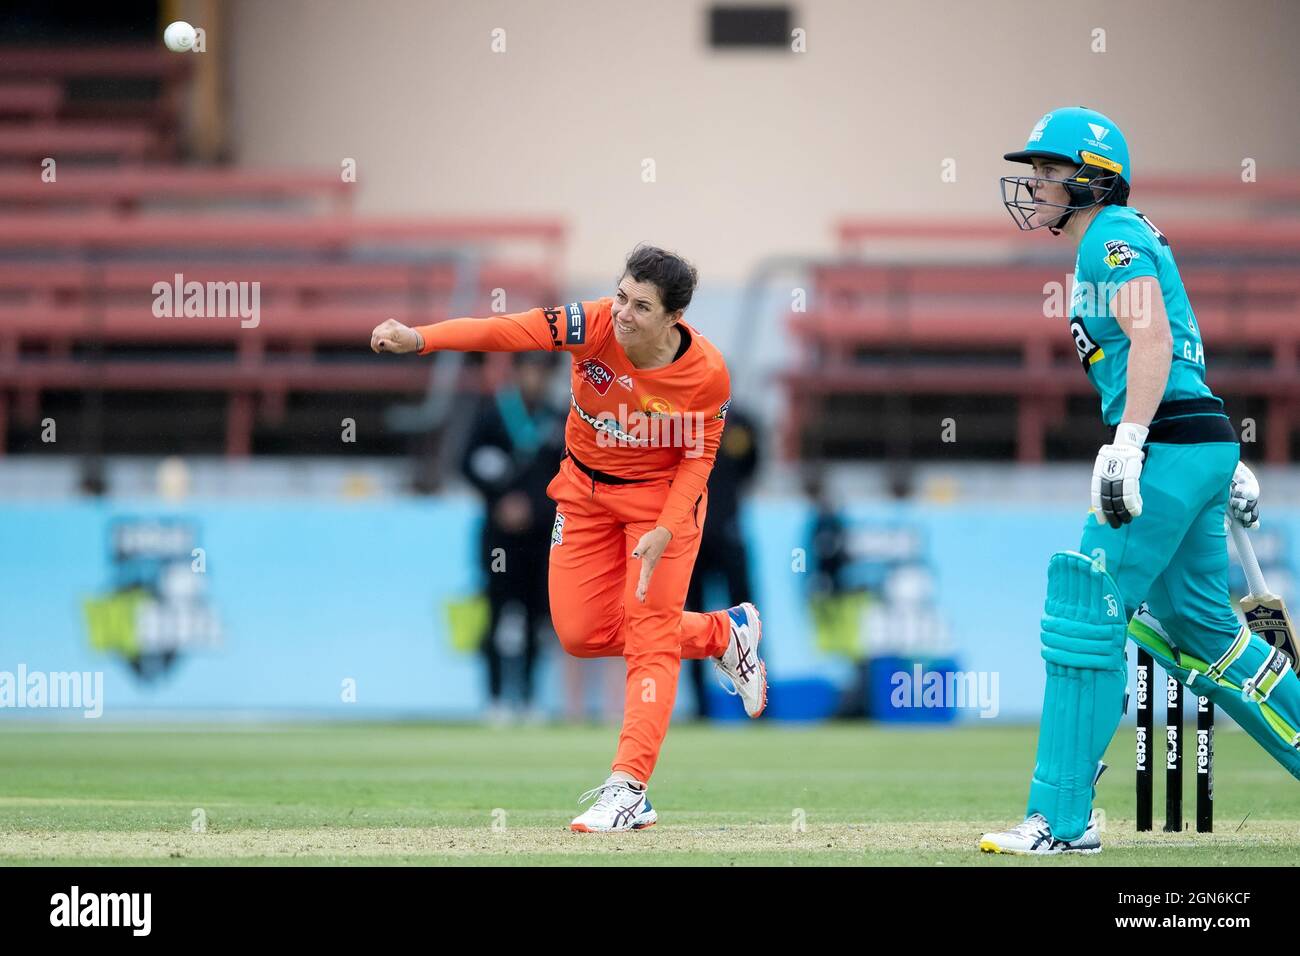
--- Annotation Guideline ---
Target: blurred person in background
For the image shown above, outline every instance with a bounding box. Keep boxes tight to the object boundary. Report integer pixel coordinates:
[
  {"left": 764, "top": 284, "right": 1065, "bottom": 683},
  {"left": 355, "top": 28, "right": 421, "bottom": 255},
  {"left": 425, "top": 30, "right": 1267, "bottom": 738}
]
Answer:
[
  {"left": 804, "top": 468, "right": 850, "bottom": 598},
  {"left": 460, "top": 352, "right": 565, "bottom": 725},
  {"left": 372, "top": 245, "right": 768, "bottom": 833},
  {"left": 684, "top": 403, "right": 760, "bottom": 719},
  {"left": 802, "top": 469, "right": 867, "bottom": 717}
]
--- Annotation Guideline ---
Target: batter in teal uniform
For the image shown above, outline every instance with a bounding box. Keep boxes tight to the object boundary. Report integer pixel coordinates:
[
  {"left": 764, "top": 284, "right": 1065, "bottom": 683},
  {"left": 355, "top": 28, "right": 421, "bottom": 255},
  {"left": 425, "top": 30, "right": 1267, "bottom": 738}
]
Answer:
[{"left": 980, "top": 107, "right": 1300, "bottom": 855}]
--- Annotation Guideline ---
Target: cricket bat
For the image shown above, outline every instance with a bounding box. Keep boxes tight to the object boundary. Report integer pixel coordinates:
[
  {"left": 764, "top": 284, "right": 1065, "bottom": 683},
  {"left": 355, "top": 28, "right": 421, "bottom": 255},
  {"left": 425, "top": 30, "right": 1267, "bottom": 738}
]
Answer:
[{"left": 1229, "top": 521, "right": 1299, "bottom": 669}]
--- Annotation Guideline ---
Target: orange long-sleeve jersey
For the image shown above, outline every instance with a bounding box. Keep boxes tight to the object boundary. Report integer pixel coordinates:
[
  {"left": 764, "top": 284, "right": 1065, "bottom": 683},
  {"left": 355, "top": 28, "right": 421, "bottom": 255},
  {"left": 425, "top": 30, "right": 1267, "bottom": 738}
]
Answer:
[{"left": 413, "top": 298, "right": 732, "bottom": 537}]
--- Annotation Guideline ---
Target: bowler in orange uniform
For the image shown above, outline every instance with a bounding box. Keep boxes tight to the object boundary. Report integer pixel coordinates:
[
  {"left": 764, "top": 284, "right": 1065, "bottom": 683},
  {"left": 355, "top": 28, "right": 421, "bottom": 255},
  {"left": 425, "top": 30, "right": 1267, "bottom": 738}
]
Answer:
[{"left": 371, "top": 245, "right": 767, "bottom": 832}]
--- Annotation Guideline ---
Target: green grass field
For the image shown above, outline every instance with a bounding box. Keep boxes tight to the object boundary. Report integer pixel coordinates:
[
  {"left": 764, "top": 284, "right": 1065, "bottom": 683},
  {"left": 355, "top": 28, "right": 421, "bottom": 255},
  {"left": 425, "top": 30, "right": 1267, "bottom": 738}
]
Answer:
[{"left": 1, "top": 721, "right": 1297, "bottom": 866}]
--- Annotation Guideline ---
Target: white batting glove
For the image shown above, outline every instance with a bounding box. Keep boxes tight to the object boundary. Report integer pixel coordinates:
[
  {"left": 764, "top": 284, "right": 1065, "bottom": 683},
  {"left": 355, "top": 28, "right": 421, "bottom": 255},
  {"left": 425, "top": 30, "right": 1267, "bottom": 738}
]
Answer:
[
  {"left": 1229, "top": 460, "right": 1260, "bottom": 529},
  {"left": 1092, "top": 422, "right": 1147, "bottom": 528}
]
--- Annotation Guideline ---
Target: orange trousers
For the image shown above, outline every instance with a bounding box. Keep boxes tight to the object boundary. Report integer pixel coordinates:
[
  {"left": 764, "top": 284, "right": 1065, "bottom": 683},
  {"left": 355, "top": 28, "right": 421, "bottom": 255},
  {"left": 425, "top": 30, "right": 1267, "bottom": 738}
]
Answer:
[{"left": 547, "top": 457, "right": 732, "bottom": 783}]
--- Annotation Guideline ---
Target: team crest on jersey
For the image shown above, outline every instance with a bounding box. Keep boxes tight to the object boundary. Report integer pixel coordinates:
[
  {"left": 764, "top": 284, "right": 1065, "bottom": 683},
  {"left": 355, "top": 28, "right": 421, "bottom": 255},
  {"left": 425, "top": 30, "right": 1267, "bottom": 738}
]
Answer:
[
  {"left": 579, "top": 358, "right": 615, "bottom": 395},
  {"left": 1102, "top": 239, "right": 1138, "bottom": 269},
  {"left": 642, "top": 395, "right": 672, "bottom": 418},
  {"left": 1069, "top": 318, "right": 1105, "bottom": 369}
]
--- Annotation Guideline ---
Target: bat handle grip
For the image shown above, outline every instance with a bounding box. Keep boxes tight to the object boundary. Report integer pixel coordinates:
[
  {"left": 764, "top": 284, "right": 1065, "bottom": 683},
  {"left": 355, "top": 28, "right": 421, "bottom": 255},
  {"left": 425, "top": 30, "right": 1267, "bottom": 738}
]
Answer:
[{"left": 1230, "top": 520, "right": 1270, "bottom": 597}]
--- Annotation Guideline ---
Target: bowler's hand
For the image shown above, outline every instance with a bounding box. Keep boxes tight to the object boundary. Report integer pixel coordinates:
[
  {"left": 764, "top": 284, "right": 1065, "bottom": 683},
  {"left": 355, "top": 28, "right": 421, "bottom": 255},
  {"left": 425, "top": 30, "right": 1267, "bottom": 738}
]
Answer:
[
  {"left": 370, "top": 319, "right": 424, "bottom": 354},
  {"left": 632, "top": 526, "right": 673, "bottom": 603}
]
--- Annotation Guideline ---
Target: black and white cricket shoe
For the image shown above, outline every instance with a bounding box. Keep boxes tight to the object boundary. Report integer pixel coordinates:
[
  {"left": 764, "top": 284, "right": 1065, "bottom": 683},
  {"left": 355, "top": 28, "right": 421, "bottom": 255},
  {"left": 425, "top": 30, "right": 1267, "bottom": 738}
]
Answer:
[
  {"left": 978, "top": 810, "right": 1102, "bottom": 855},
  {"left": 715, "top": 602, "right": 768, "bottom": 718}
]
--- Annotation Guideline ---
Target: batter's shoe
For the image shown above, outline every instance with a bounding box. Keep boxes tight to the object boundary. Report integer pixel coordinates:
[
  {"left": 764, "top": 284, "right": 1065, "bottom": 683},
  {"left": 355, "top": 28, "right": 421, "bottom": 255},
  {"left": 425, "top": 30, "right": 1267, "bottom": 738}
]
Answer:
[{"left": 978, "top": 810, "right": 1102, "bottom": 855}]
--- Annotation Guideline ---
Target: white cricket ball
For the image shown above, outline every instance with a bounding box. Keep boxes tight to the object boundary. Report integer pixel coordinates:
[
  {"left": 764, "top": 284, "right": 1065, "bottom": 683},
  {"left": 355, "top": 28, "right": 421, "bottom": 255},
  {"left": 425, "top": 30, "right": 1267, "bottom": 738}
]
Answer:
[{"left": 163, "top": 21, "right": 197, "bottom": 53}]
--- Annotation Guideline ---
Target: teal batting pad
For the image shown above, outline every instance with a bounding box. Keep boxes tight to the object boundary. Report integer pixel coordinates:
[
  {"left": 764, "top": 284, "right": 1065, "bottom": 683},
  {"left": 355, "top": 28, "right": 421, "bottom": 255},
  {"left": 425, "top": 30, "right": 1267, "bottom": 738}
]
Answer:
[
  {"left": 1027, "top": 552, "right": 1129, "bottom": 840},
  {"left": 1040, "top": 552, "right": 1128, "bottom": 670}
]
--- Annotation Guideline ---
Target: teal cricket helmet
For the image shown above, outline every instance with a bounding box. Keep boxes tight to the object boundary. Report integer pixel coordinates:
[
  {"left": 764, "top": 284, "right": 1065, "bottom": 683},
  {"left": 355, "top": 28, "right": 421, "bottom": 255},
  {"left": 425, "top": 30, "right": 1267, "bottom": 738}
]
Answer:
[{"left": 1001, "top": 107, "right": 1131, "bottom": 233}]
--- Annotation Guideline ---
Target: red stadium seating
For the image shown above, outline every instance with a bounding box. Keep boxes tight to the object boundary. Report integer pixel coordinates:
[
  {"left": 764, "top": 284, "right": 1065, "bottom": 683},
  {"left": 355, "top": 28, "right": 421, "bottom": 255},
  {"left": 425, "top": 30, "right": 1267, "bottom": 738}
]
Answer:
[
  {"left": 0, "top": 82, "right": 63, "bottom": 119},
  {"left": 0, "top": 121, "right": 161, "bottom": 165},
  {"left": 0, "top": 217, "right": 564, "bottom": 456},
  {"left": 785, "top": 206, "right": 1300, "bottom": 463},
  {"left": 0, "top": 46, "right": 188, "bottom": 161},
  {"left": 0, "top": 169, "right": 354, "bottom": 214},
  {"left": 836, "top": 218, "right": 1300, "bottom": 253},
  {"left": 0, "top": 48, "right": 567, "bottom": 458}
]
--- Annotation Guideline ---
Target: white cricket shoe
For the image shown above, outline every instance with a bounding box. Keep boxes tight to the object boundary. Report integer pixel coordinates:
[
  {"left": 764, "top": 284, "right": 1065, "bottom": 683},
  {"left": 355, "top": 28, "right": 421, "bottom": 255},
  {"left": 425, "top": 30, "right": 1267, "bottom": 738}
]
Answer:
[
  {"left": 569, "top": 776, "right": 657, "bottom": 833},
  {"left": 978, "top": 810, "right": 1102, "bottom": 855},
  {"left": 715, "top": 602, "right": 768, "bottom": 718}
]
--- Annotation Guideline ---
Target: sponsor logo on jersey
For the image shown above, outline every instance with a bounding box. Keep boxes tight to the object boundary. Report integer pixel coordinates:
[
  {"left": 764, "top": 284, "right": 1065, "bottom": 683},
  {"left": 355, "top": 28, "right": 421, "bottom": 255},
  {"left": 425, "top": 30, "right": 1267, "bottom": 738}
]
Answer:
[
  {"left": 551, "top": 511, "right": 565, "bottom": 548},
  {"left": 716, "top": 396, "right": 732, "bottom": 420},
  {"left": 570, "top": 392, "right": 649, "bottom": 445},
  {"left": 616, "top": 374, "right": 634, "bottom": 391},
  {"left": 542, "top": 307, "right": 563, "bottom": 349},
  {"left": 1069, "top": 318, "right": 1105, "bottom": 369},
  {"left": 1103, "top": 239, "right": 1138, "bottom": 269},
  {"left": 579, "top": 358, "right": 615, "bottom": 395},
  {"left": 565, "top": 302, "right": 586, "bottom": 345},
  {"left": 569, "top": 392, "right": 706, "bottom": 457}
]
